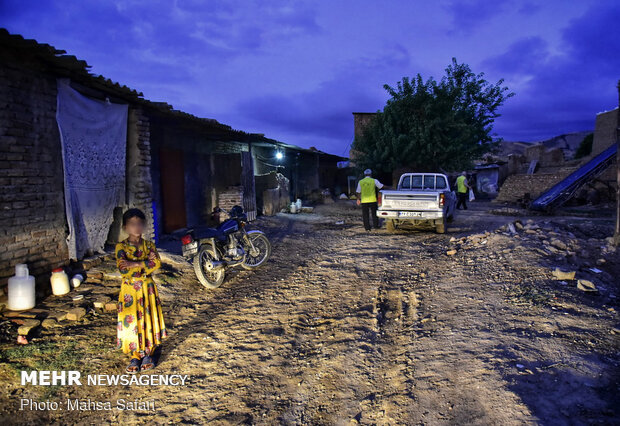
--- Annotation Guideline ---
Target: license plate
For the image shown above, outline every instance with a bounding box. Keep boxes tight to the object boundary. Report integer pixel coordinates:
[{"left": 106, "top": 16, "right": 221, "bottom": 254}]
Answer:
[
  {"left": 399, "top": 211, "right": 423, "bottom": 217},
  {"left": 398, "top": 201, "right": 424, "bottom": 207},
  {"left": 182, "top": 241, "right": 198, "bottom": 257}
]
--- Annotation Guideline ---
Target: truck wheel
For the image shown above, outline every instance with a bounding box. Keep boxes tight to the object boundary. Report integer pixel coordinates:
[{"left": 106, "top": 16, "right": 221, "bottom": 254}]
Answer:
[
  {"left": 386, "top": 219, "right": 396, "bottom": 233},
  {"left": 435, "top": 218, "right": 446, "bottom": 234}
]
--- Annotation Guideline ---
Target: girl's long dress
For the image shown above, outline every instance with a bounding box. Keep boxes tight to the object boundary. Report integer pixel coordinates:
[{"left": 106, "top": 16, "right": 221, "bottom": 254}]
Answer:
[{"left": 115, "top": 238, "right": 167, "bottom": 358}]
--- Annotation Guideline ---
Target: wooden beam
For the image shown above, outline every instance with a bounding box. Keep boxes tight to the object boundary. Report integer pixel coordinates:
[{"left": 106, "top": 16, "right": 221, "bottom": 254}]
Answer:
[{"left": 615, "top": 80, "right": 620, "bottom": 246}]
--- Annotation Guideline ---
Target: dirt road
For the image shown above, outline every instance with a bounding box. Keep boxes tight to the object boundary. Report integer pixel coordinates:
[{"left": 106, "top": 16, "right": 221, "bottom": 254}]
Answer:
[{"left": 1, "top": 201, "right": 618, "bottom": 425}]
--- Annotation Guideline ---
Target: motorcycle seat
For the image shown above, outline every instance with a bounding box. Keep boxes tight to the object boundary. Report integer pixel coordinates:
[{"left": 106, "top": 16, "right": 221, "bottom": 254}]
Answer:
[{"left": 193, "top": 226, "right": 227, "bottom": 242}]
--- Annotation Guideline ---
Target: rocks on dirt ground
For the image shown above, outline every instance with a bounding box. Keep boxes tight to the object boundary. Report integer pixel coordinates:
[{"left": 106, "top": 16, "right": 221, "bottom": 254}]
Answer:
[
  {"left": 552, "top": 268, "right": 576, "bottom": 280},
  {"left": 0, "top": 248, "right": 188, "bottom": 345},
  {"left": 447, "top": 217, "right": 617, "bottom": 299},
  {"left": 0, "top": 251, "right": 127, "bottom": 343},
  {"left": 0, "top": 202, "right": 618, "bottom": 424}
]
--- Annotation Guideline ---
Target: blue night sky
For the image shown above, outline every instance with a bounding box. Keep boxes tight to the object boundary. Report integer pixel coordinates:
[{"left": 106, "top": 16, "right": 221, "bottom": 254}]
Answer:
[{"left": 1, "top": 0, "right": 618, "bottom": 156}]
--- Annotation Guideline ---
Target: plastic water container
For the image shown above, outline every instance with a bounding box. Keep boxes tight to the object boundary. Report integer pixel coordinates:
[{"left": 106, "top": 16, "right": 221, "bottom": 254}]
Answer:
[
  {"left": 50, "top": 268, "right": 70, "bottom": 296},
  {"left": 290, "top": 202, "right": 297, "bottom": 214},
  {"left": 295, "top": 199, "right": 302, "bottom": 210},
  {"left": 71, "top": 274, "right": 84, "bottom": 288},
  {"left": 8, "top": 264, "right": 35, "bottom": 311}
]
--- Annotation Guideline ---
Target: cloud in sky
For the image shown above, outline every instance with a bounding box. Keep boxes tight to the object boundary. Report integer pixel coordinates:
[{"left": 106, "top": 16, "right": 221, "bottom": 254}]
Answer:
[
  {"left": 445, "top": 0, "right": 512, "bottom": 35},
  {"left": 482, "top": 1, "right": 620, "bottom": 140},
  {"left": 1, "top": 0, "right": 618, "bottom": 154}
]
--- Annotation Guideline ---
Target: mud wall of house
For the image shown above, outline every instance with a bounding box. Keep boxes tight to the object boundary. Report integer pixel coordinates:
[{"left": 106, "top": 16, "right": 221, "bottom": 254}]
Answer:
[
  {"left": 494, "top": 170, "right": 577, "bottom": 203},
  {"left": 524, "top": 145, "right": 565, "bottom": 167},
  {"left": 251, "top": 145, "right": 281, "bottom": 175},
  {"left": 124, "top": 107, "right": 155, "bottom": 241},
  {"left": 251, "top": 145, "right": 287, "bottom": 212},
  {"left": 589, "top": 108, "right": 618, "bottom": 184},
  {"left": 148, "top": 118, "right": 213, "bottom": 236},
  {"left": 212, "top": 152, "right": 242, "bottom": 188},
  {"left": 295, "top": 152, "right": 320, "bottom": 199},
  {"left": 251, "top": 146, "right": 320, "bottom": 199},
  {"left": 184, "top": 150, "right": 213, "bottom": 227},
  {"left": 108, "top": 107, "right": 155, "bottom": 244},
  {"left": 591, "top": 108, "right": 618, "bottom": 157},
  {"left": 0, "top": 62, "right": 69, "bottom": 290},
  {"left": 318, "top": 156, "right": 347, "bottom": 194},
  {"left": 148, "top": 116, "right": 251, "bottom": 234},
  {"left": 148, "top": 136, "right": 163, "bottom": 239}
]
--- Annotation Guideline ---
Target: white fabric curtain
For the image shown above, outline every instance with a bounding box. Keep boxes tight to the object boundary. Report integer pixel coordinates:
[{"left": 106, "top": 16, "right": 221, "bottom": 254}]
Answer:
[{"left": 56, "top": 79, "right": 128, "bottom": 260}]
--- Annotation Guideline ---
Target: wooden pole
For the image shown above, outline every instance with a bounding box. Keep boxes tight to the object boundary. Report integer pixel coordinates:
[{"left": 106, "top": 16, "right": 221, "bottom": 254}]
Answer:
[{"left": 615, "top": 80, "right": 620, "bottom": 246}]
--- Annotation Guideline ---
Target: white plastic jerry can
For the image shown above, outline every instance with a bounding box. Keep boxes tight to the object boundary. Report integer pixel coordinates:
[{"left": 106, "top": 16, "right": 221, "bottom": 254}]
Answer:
[{"left": 8, "top": 264, "right": 36, "bottom": 311}]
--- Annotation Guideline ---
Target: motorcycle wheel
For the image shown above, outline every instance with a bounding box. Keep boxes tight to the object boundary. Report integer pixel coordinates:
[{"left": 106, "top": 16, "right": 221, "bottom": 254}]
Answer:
[
  {"left": 241, "top": 232, "right": 271, "bottom": 270},
  {"left": 193, "top": 246, "right": 225, "bottom": 289}
]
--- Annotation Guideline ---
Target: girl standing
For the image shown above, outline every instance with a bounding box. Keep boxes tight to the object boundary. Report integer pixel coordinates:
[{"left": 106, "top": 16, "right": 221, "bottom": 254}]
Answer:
[{"left": 115, "top": 208, "right": 167, "bottom": 373}]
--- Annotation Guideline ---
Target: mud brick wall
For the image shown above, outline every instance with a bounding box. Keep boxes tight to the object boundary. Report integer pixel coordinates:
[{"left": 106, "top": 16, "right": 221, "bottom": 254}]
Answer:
[
  {"left": 218, "top": 186, "right": 243, "bottom": 221},
  {"left": 588, "top": 107, "right": 618, "bottom": 184},
  {"left": 0, "top": 62, "right": 69, "bottom": 289},
  {"left": 211, "top": 141, "right": 248, "bottom": 154},
  {"left": 591, "top": 108, "right": 618, "bottom": 157},
  {"left": 525, "top": 144, "right": 565, "bottom": 166},
  {"left": 494, "top": 171, "right": 575, "bottom": 203},
  {"left": 596, "top": 158, "right": 617, "bottom": 182}
]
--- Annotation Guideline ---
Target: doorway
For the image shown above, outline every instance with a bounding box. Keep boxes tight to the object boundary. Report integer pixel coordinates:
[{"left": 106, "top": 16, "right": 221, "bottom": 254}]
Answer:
[{"left": 159, "top": 147, "right": 187, "bottom": 233}]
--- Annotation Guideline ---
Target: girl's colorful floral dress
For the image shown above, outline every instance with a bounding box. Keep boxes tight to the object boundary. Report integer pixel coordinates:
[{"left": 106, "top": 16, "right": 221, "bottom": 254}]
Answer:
[{"left": 115, "top": 238, "right": 167, "bottom": 359}]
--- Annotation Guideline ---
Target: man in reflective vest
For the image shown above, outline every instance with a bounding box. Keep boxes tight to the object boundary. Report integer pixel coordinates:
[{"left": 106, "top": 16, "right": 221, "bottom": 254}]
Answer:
[
  {"left": 455, "top": 171, "right": 471, "bottom": 210},
  {"left": 356, "top": 169, "right": 385, "bottom": 231}
]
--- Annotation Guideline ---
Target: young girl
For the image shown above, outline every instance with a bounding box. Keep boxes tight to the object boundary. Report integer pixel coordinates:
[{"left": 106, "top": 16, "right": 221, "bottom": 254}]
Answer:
[{"left": 115, "top": 208, "right": 167, "bottom": 373}]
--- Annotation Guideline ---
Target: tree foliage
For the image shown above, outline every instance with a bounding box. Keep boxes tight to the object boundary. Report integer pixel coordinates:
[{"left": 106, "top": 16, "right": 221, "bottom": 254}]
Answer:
[{"left": 352, "top": 58, "right": 514, "bottom": 173}]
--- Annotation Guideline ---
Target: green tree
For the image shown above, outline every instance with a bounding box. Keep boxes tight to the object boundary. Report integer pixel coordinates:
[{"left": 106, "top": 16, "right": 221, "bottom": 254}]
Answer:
[
  {"left": 574, "top": 133, "right": 593, "bottom": 159},
  {"left": 352, "top": 58, "right": 514, "bottom": 174}
]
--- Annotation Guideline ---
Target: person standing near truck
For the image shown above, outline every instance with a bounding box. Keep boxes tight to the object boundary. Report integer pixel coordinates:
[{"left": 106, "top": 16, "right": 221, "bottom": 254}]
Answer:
[
  {"left": 356, "top": 169, "right": 385, "bottom": 231},
  {"left": 456, "top": 171, "right": 471, "bottom": 210}
]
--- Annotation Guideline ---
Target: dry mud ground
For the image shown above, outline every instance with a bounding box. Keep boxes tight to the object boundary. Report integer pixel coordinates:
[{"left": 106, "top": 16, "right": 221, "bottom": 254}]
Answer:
[{"left": 0, "top": 200, "right": 618, "bottom": 425}]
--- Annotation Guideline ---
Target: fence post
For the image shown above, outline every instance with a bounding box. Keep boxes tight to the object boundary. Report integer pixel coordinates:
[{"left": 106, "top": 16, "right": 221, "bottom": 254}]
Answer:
[{"left": 614, "top": 80, "right": 620, "bottom": 246}]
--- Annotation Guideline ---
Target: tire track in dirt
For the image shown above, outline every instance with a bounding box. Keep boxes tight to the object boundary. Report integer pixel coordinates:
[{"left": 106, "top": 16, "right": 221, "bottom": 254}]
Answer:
[
  {"left": 402, "top": 250, "right": 537, "bottom": 425},
  {"left": 5, "top": 204, "right": 617, "bottom": 425}
]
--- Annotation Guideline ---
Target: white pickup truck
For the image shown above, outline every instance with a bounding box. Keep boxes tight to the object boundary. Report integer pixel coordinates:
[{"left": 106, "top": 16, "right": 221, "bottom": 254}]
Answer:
[{"left": 377, "top": 173, "right": 456, "bottom": 233}]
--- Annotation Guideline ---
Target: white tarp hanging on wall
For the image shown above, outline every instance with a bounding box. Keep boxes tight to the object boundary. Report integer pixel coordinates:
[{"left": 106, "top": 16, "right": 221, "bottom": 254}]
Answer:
[{"left": 56, "top": 79, "right": 128, "bottom": 260}]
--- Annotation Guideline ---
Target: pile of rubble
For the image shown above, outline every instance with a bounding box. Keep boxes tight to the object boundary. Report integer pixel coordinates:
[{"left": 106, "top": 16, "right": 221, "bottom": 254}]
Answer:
[{"left": 446, "top": 218, "right": 617, "bottom": 297}]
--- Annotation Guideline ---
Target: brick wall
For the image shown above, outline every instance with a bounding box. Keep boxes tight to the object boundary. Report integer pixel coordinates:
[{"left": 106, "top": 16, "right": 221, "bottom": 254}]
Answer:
[
  {"left": 494, "top": 170, "right": 576, "bottom": 203},
  {"left": 125, "top": 107, "right": 154, "bottom": 240},
  {"left": 218, "top": 186, "right": 243, "bottom": 222},
  {"left": 0, "top": 68, "right": 155, "bottom": 290},
  {"left": 0, "top": 62, "right": 69, "bottom": 289}
]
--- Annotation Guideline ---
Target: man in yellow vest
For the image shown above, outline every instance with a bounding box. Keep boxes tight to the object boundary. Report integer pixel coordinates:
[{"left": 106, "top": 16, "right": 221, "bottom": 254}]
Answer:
[
  {"left": 356, "top": 169, "right": 385, "bottom": 231},
  {"left": 456, "top": 171, "right": 471, "bottom": 210}
]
